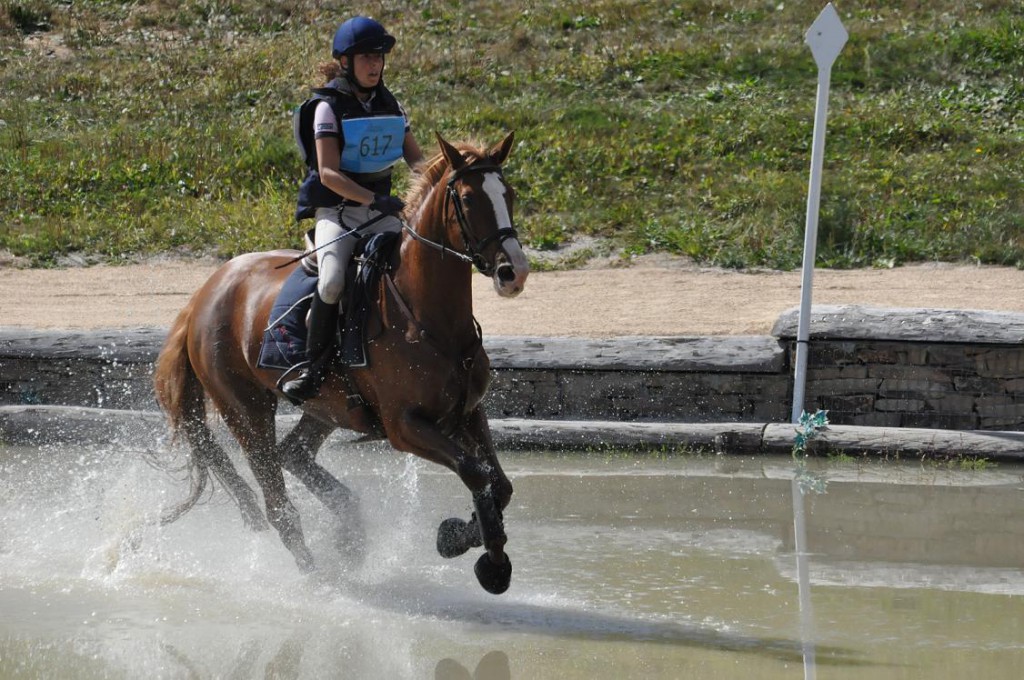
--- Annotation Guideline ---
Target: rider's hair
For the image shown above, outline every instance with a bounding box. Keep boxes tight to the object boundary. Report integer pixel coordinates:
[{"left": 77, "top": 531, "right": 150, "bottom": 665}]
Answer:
[{"left": 318, "top": 60, "right": 343, "bottom": 84}]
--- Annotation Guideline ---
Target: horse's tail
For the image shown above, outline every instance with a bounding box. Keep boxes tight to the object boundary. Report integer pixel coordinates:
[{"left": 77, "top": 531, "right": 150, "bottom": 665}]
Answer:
[{"left": 153, "top": 296, "right": 214, "bottom": 525}]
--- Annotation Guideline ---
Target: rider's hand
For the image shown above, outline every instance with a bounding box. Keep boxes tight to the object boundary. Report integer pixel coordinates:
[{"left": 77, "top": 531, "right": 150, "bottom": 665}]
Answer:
[{"left": 370, "top": 194, "right": 405, "bottom": 216}]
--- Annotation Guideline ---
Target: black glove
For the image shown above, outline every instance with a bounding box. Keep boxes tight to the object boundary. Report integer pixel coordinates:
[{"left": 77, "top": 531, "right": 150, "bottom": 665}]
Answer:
[{"left": 370, "top": 194, "right": 405, "bottom": 216}]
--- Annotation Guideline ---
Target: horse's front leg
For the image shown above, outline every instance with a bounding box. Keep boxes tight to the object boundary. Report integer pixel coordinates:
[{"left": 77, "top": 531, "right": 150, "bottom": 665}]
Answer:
[
  {"left": 438, "top": 407, "right": 512, "bottom": 555},
  {"left": 391, "top": 408, "right": 512, "bottom": 594},
  {"left": 460, "top": 407, "right": 514, "bottom": 594},
  {"left": 461, "top": 407, "right": 512, "bottom": 510}
]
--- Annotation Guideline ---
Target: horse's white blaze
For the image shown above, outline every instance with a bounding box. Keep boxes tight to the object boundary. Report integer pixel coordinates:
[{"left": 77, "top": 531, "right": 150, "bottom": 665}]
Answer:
[
  {"left": 482, "top": 172, "right": 529, "bottom": 297},
  {"left": 482, "top": 172, "right": 514, "bottom": 233}
]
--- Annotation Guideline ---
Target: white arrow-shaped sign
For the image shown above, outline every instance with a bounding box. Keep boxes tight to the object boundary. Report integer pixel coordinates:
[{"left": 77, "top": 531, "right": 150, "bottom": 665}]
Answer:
[{"left": 805, "top": 2, "right": 848, "bottom": 69}]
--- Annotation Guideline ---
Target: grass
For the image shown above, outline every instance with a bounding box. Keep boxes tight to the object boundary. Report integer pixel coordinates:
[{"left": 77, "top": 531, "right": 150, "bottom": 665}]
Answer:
[
  {"left": 932, "top": 455, "right": 996, "bottom": 471},
  {"left": 1, "top": 0, "right": 1022, "bottom": 267}
]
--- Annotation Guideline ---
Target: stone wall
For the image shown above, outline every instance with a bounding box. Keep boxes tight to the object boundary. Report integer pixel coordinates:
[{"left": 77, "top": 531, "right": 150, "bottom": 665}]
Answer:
[
  {"left": 773, "top": 306, "right": 1024, "bottom": 430},
  {"left": 483, "top": 335, "right": 786, "bottom": 421},
  {"left": 3, "top": 305, "right": 1024, "bottom": 430}
]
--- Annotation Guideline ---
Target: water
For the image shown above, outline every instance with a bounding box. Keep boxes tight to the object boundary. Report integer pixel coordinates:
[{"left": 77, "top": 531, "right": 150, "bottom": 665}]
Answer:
[{"left": 2, "top": 435, "right": 1024, "bottom": 678}]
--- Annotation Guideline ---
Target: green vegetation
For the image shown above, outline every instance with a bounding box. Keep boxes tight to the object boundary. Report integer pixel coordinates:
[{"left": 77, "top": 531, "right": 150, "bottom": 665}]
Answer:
[
  {"left": 928, "top": 455, "right": 996, "bottom": 471},
  {"left": 826, "top": 450, "right": 857, "bottom": 464},
  {"left": 1, "top": 1, "right": 1021, "bottom": 267}
]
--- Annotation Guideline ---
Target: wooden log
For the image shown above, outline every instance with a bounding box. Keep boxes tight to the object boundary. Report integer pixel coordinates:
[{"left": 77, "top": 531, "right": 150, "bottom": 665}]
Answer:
[
  {"left": 5, "top": 406, "right": 1024, "bottom": 461},
  {"left": 763, "top": 423, "right": 1024, "bottom": 461},
  {"left": 489, "top": 418, "right": 767, "bottom": 453}
]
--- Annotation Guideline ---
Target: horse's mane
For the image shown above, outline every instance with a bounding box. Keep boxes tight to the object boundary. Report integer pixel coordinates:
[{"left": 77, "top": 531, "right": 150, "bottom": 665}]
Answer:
[{"left": 404, "top": 140, "right": 489, "bottom": 216}]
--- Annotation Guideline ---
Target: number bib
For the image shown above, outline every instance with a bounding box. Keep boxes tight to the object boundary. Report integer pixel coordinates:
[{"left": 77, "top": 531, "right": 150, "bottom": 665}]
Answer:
[{"left": 340, "top": 116, "right": 405, "bottom": 174}]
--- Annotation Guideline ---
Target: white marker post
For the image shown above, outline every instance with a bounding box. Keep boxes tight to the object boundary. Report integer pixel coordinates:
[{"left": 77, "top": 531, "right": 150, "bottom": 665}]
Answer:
[
  {"left": 792, "top": 7, "right": 848, "bottom": 680},
  {"left": 791, "top": 3, "right": 848, "bottom": 424}
]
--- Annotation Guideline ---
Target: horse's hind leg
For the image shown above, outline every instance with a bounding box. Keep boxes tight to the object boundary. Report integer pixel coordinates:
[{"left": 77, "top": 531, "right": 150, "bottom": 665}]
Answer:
[
  {"left": 213, "top": 392, "right": 315, "bottom": 572},
  {"left": 278, "top": 414, "right": 344, "bottom": 512},
  {"left": 279, "top": 414, "right": 365, "bottom": 556},
  {"left": 182, "top": 418, "right": 269, "bottom": 532}
]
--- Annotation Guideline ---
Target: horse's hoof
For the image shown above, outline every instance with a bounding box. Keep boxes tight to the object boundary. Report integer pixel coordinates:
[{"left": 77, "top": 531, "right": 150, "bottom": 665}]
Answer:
[
  {"left": 474, "top": 552, "right": 512, "bottom": 595},
  {"left": 437, "top": 517, "right": 472, "bottom": 558}
]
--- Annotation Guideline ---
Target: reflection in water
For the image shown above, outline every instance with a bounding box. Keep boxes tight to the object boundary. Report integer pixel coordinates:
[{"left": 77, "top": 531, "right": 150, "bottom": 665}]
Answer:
[
  {"left": 160, "top": 635, "right": 305, "bottom": 680},
  {"left": 436, "top": 650, "right": 511, "bottom": 680},
  {"left": 226, "top": 640, "right": 264, "bottom": 680},
  {"left": 792, "top": 479, "right": 817, "bottom": 680},
  {"left": 262, "top": 637, "right": 304, "bottom": 680},
  {"left": 160, "top": 643, "right": 203, "bottom": 679}
]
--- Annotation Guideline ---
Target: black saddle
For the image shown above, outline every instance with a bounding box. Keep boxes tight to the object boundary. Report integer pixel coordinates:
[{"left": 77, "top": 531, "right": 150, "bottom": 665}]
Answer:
[{"left": 339, "top": 231, "right": 399, "bottom": 367}]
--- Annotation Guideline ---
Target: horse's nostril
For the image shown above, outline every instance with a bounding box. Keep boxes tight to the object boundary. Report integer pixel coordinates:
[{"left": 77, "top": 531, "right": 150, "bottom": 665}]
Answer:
[{"left": 496, "top": 264, "right": 516, "bottom": 283}]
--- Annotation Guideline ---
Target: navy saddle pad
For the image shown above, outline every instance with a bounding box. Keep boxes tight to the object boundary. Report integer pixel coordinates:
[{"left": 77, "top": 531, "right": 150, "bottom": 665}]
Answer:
[
  {"left": 257, "top": 232, "right": 399, "bottom": 371},
  {"left": 257, "top": 265, "right": 317, "bottom": 370}
]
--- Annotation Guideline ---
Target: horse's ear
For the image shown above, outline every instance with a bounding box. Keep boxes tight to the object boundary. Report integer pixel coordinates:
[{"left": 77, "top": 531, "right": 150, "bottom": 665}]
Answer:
[
  {"left": 435, "top": 132, "right": 466, "bottom": 172},
  {"left": 488, "top": 131, "right": 516, "bottom": 166}
]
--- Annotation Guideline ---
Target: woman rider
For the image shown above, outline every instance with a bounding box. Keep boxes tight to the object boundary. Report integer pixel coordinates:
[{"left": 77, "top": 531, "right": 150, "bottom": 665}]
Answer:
[{"left": 283, "top": 16, "right": 424, "bottom": 401}]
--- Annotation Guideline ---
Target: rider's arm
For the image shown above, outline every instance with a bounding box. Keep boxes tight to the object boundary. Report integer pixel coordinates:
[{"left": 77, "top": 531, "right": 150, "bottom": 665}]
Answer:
[
  {"left": 403, "top": 130, "right": 424, "bottom": 168},
  {"left": 315, "top": 137, "right": 376, "bottom": 205},
  {"left": 312, "top": 100, "right": 375, "bottom": 205}
]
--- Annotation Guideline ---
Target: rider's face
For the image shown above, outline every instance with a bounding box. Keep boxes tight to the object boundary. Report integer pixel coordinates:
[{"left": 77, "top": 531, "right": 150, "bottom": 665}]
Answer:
[{"left": 348, "top": 52, "right": 384, "bottom": 89}]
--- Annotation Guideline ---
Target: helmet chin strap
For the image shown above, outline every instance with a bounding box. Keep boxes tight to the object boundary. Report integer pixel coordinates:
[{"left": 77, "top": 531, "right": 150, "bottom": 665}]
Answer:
[{"left": 343, "top": 54, "right": 385, "bottom": 95}]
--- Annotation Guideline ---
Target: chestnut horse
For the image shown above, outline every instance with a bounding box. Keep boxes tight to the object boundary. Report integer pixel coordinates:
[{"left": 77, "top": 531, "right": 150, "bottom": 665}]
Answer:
[{"left": 153, "top": 133, "right": 528, "bottom": 594}]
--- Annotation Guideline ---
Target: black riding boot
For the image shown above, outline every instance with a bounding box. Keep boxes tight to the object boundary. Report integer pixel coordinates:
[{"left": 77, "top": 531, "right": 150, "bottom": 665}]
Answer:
[{"left": 281, "top": 291, "right": 339, "bottom": 402}]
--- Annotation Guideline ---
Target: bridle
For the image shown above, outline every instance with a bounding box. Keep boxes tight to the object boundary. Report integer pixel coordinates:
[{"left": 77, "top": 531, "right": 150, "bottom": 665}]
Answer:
[{"left": 402, "top": 161, "right": 520, "bottom": 277}]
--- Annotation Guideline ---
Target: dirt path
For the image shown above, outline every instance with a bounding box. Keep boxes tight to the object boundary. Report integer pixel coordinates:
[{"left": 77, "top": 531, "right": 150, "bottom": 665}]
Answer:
[{"left": 1, "top": 257, "right": 1021, "bottom": 336}]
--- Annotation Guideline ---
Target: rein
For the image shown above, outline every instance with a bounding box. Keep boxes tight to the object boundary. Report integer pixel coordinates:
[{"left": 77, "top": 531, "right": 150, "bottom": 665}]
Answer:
[
  {"left": 401, "top": 220, "right": 474, "bottom": 265},
  {"left": 274, "top": 212, "right": 389, "bottom": 269}
]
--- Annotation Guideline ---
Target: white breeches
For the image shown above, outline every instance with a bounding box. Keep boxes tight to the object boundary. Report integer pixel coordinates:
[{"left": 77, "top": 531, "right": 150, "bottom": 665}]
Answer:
[{"left": 313, "top": 205, "right": 402, "bottom": 306}]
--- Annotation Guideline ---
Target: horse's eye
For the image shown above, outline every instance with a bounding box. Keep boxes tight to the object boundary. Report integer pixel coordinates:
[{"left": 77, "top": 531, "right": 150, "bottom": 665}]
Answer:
[{"left": 460, "top": 194, "right": 474, "bottom": 207}]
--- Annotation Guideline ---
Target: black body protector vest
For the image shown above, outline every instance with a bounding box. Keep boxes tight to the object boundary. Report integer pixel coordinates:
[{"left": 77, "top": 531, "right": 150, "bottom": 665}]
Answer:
[{"left": 294, "top": 78, "right": 406, "bottom": 221}]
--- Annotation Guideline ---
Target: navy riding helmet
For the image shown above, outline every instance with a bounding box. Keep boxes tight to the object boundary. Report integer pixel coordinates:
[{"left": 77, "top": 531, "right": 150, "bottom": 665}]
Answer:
[{"left": 332, "top": 17, "right": 396, "bottom": 59}]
